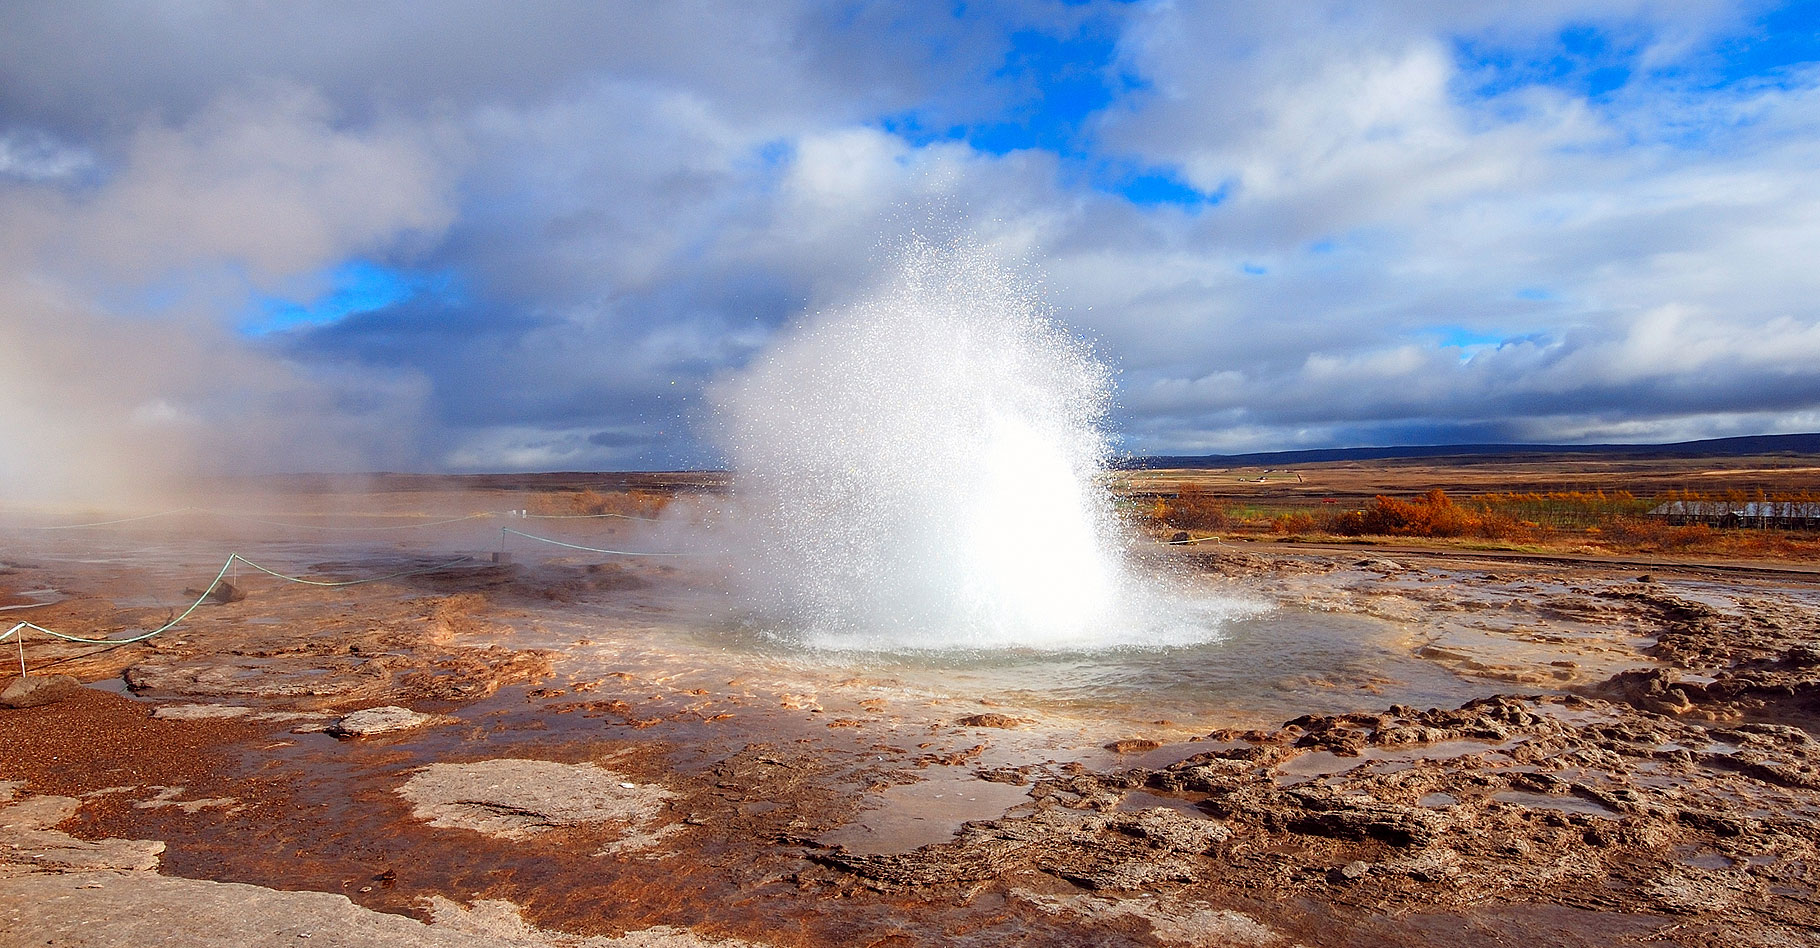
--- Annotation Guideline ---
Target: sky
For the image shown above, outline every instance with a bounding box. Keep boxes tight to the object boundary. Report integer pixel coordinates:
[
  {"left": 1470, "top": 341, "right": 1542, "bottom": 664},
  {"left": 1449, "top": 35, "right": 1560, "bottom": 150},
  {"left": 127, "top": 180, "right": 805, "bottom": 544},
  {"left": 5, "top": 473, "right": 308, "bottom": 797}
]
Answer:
[{"left": 2, "top": 1, "right": 1819, "bottom": 495}]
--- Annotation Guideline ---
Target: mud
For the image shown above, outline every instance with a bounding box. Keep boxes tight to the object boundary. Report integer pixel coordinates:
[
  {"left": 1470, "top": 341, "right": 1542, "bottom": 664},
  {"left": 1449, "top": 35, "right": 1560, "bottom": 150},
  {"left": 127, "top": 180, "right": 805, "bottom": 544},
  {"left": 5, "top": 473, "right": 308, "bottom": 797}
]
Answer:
[{"left": 3, "top": 515, "right": 1820, "bottom": 946}]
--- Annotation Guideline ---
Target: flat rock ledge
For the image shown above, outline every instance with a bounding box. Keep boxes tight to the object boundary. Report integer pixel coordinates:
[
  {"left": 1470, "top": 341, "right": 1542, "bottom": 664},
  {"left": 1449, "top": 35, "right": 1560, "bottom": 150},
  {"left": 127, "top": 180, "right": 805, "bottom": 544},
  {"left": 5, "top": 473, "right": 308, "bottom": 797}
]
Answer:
[
  {"left": 1, "top": 780, "right": 749, "bottom": 947},
  {"left": 399, "top": 758, "right": 674, "bottom": 843},
  {"left": 0, "top": 781, "right": 164, "bottom": 872},
  {"left": 327, "top": 705, "right": 452, "bottom": 738}
]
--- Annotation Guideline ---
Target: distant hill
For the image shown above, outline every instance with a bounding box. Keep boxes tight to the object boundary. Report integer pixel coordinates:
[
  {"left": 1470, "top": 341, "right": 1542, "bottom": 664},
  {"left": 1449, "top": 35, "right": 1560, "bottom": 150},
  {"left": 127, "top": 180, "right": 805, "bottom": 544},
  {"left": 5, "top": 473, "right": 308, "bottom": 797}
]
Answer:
[{"left": 1123, "top": 433, "right": 1820, "bottom": 469}]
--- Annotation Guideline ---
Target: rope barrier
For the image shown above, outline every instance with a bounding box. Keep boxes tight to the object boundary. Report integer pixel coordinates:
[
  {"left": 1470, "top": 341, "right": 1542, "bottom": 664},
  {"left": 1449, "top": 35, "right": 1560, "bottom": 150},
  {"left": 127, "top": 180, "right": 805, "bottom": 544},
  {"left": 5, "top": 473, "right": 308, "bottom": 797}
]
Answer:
[
  {"left": 3, "top": 502, "right": 685, "bottom": 658},
  {"left": 1, "top": 552, "right": 473, "bottom": 647},
  {"left": 17, "top": 507, "right": 661, "bottom": 531},
  {"left": 499, "top": 527, "right": 692, "bottom": 557},
  {"left": 509, "top": 511, "right": 664, "bottom": 522},
  {"left": 20, "top": 508, "right": 199, "bottom": 530},
  {"left": 222, "top": 552, "right": 476, "bottom": 587},
  {"left": 219, "top": 512, "right": 494, "bottom": 531}
]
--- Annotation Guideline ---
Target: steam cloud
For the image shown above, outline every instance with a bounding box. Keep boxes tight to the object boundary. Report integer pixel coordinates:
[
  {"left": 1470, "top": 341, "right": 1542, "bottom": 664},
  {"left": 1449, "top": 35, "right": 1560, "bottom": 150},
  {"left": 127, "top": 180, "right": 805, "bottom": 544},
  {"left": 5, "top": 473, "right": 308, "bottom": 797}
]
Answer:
[{"left": 0, "top": 87, "right": 451, "bottom": 506}]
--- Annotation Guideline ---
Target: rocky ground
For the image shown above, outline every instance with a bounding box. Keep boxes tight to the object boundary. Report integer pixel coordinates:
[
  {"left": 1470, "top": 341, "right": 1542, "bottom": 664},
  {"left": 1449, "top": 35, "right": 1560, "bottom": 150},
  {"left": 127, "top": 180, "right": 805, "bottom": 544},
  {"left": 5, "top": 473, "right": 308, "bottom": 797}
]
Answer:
[{"left": 3, "top": 535, "right": 1819, "bottom": 947}]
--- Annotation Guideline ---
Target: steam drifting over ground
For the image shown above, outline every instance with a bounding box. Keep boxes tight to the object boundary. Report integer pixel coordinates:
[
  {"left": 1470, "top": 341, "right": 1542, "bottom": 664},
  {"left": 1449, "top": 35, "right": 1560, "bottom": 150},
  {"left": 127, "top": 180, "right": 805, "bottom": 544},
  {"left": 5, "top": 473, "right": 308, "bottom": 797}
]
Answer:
[{"left": 710, "top": 240, "right": 1257, "bottom": 651}]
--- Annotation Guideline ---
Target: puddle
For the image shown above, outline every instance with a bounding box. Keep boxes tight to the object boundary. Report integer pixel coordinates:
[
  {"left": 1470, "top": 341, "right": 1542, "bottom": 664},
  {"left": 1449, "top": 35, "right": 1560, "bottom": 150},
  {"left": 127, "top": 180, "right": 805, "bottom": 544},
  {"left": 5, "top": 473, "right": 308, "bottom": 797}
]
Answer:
[
  {"left": 84, "top": 677, "right": 134, "bottom": 696},
  {"left": 1488, "top": 791, "right": 1619, "bottom": 816},
  {"left": 1116, "top": 789, "right": 1209, "bottom": 817},
  {"left": 816, "top": 766, "right": 1034, "bottom": 855},
  {"left": 0, "top": 588, "right": 65, "bottom": 612},
  {"left": 1274, "top": 738, "right": 1525, "bottom": 785},
  {"left": 1068, "top": 739, "right": 1246, "bottom": 772},
  {"left": 1676, "top": 847, "right": 1735, "bottom": 870}
]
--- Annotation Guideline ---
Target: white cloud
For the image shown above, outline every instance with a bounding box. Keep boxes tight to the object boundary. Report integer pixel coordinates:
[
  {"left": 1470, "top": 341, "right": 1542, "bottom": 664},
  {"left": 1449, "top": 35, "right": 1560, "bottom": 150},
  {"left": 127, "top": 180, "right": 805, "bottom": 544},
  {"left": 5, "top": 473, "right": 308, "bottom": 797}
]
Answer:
[
  {"left": 0, "top": 128, "right": 90, "bottom": 181},
  {"left": 3, "top": 0, "right": 1818, "bottom": 485}
]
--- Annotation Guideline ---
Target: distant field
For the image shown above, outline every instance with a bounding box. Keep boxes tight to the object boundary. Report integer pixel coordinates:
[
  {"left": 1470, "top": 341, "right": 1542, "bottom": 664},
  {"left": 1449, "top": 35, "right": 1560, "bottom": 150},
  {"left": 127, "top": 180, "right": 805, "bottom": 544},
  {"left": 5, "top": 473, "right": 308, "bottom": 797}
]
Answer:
[
  {"left": 1115, "top": 452, "right": 1820, "bottom": 562},
  {"left": 193, "top": 452, "right": 1820, "bottom": 564}
]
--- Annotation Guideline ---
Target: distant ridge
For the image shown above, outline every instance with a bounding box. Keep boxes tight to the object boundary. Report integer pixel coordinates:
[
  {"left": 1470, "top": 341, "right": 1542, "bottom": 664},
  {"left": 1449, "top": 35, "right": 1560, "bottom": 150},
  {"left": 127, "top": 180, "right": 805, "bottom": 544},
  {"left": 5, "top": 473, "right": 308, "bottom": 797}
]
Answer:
[{"left": 1125, "top": 433, "right": 1820, "bottom": 469}]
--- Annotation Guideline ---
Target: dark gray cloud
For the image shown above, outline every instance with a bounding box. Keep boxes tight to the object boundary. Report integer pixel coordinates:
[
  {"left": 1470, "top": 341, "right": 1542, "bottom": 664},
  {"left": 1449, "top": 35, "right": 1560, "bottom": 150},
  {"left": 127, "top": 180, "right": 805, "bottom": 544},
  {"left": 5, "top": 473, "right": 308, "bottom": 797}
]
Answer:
[{"left": 1, "top": 0, "right": 1816, "bottom": 499}]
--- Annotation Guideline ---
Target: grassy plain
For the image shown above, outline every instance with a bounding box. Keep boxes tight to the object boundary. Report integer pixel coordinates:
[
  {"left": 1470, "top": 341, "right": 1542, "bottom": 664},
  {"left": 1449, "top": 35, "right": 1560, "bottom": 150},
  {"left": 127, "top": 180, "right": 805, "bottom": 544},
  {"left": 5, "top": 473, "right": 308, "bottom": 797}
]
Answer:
[{"left": 1119, "top": 451, "right": 1820, "bottom": 563}]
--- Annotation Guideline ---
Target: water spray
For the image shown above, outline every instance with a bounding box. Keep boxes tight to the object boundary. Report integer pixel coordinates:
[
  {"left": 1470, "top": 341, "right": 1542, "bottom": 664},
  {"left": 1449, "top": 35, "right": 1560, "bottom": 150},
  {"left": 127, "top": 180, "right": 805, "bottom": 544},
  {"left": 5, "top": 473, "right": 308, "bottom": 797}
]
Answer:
[{"left": 711, "top": 239, "right": 1249, "bottom": 651}]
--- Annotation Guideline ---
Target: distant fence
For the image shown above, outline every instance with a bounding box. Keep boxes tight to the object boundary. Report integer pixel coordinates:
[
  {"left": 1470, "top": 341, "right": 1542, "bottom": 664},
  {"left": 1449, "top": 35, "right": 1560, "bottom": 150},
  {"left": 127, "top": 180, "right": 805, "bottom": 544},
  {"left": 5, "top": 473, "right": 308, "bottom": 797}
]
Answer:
[{"left": 1647, "top": 501, "right": 1820, "bottom": 530}]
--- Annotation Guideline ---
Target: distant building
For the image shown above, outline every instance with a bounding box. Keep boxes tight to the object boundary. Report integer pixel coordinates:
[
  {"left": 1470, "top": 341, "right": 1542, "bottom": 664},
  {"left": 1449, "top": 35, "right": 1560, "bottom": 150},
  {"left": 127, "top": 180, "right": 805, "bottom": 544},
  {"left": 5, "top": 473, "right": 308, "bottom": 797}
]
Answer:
[{"left": 1647, "top": 501, "right": 1820, "bottom": 529}]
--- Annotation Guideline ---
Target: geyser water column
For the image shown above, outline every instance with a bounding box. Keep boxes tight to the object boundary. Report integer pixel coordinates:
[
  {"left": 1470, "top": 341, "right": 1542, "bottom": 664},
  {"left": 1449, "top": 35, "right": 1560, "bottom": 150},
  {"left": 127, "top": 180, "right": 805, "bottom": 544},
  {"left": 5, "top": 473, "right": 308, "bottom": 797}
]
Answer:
[{"left": 712, "top": 240, "right": 1143, "bottom": 651}]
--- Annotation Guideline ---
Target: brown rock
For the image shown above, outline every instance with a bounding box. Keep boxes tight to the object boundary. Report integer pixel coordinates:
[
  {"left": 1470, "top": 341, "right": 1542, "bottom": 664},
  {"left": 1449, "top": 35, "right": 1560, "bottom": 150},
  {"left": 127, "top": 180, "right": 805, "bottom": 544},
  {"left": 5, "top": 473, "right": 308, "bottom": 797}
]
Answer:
[
  {"left": 180, "top": 581, "right": 246, "bottom": 604},
  {"left": 957, "top": 713, "right": 1023, "bottom": 729},
  {"left": 1110, "top": 807, "right": 1231, "bottom": 853},
  {"left": 1596, "top": 668, "right": 1698, "bottom": 715},
  {"left": 327, "top": 706, "right": 448, "bottom": 738},
  {"left": 1330, "top": 860, "right": 1372, "bottom": 883},
  {"left": 0, "top": 675, "right": 83, "bottom": 709}
]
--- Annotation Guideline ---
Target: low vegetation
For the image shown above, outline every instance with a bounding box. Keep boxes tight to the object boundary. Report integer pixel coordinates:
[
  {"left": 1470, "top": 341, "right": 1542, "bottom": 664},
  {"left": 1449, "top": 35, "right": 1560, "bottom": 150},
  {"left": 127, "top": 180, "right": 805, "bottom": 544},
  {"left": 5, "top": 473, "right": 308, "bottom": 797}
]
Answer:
[
  {"left": 1139, "top": 484, "right": 1820, "bottom": 560},
  {"left": 534, "top": 488, "right": 671, "bottom": 519}
]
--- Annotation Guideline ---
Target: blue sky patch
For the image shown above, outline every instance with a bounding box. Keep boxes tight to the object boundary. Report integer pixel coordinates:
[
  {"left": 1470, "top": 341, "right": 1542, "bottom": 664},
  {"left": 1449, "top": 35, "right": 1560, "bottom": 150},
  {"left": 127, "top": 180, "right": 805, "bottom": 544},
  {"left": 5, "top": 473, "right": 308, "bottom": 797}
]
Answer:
[
  {"left": 1427, "top": 325, "right": 1508, "bottom": 349},
  {"left": 1705, "top": 1, "right": 1820, "bottom": 88},
  {"left": 1453, "top": 24, "right": 1644, "bottom": 102},
  {"left": 1454, "top": 2, "right": 1820, "bottom": 113},
  {"left": 1106, "top": 165, "right": 1219, "bottom": 207},
  {"left": 244, "top": 261, "right": 461, "bottom": 336},
  {"left": 876, "top": 14, "right": 1130, "bottom": 157}
]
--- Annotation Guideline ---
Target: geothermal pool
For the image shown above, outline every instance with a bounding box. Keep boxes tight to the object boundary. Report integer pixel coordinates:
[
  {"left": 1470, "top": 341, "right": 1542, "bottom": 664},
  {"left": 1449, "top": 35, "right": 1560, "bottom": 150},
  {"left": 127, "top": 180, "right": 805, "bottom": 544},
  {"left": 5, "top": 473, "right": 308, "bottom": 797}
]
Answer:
[
  {"left": 531, "top": 552, "right": 1499, "bottom": 733},
  {"left": 6, "top": 511, "right": 1571, "bottom": 737}
]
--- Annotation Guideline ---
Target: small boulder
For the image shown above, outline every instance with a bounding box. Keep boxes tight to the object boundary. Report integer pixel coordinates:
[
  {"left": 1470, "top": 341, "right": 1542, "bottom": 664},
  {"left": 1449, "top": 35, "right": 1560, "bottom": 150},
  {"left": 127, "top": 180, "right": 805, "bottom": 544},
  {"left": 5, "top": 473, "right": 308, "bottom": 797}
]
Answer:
[
  {"left": 1329, "top": 860, "right": 1372, "bottom": 884},
  {"left": 956, "top": 713, "right": 1024, "bottom": 729},
  {"left": 328, "top": 706, "right": 447, "bottom": 738},
  {"left": 1595, "top": 668, "right": 1697, "bottom": 715},
  {"left": 1781, "top": 644, "right": 1820, "bottom": 667},
  {"left": 1111, "top": 806, "right": 1232, "bottom": 853},
  {"left": 1064, "top": 856, "right": 1199, "bottom": 891},
  {"left": 181, "top": 581, "right": 246, "bottom": 604},
  {"left": 0, "top": 674, "right": 83, "bottom": 709}
]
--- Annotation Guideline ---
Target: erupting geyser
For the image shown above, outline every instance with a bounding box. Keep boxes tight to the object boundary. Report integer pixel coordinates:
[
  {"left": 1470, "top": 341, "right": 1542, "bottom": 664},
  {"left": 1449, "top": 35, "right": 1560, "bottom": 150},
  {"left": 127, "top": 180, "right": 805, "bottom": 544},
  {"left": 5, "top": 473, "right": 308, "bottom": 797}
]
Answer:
[{"left": 714, "top": 240, "right": 1242, "bottom": 651}]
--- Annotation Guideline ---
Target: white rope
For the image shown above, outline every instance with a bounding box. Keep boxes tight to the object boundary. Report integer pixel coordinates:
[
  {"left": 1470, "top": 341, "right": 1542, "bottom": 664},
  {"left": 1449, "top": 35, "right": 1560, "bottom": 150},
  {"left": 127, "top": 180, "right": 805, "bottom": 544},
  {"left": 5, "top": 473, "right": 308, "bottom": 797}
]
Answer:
[
  {"left": 2, "top": 552, "right": 473, "bottom": 647},
  {"left": 4, "top": 500, "right": 680, "bottom": 662},
  {"left": 499, "top": 527, "right": 692, "bottom": 557},
  {"left": 216, "top": 512, "right": 494, "bottom": 531},
  {"left": 21, "top": 508, "right": 199, "bottom": 530},
  {"left": 21, "top": 506, "right": 666, "bottom": 531},
  {"left": 509, "top": 510, "right": 664, "bottom": 522}
]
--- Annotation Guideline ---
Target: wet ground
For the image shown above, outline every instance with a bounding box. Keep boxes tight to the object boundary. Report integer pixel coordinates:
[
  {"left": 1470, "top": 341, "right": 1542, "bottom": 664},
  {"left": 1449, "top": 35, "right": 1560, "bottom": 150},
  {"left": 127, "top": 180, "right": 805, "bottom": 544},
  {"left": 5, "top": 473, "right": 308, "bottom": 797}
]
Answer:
[{"left": 4, "top": 506, "right": 1820, "bottom": 946}]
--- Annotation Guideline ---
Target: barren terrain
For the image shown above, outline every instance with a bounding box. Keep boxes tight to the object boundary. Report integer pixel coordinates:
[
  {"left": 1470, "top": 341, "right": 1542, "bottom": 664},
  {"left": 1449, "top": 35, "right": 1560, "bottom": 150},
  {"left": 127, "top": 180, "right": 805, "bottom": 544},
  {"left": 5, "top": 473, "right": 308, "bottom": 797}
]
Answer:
[{"left": 4, "top": 461, "right": 1819, "bottom": 947}]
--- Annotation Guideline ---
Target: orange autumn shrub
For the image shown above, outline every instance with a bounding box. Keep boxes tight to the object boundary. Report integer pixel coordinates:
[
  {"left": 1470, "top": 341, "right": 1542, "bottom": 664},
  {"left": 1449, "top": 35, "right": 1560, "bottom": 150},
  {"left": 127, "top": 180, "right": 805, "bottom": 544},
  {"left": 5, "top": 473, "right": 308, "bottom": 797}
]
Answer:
[{"left": 1152, "top": 484, "right": 1233, "bottom": 531}]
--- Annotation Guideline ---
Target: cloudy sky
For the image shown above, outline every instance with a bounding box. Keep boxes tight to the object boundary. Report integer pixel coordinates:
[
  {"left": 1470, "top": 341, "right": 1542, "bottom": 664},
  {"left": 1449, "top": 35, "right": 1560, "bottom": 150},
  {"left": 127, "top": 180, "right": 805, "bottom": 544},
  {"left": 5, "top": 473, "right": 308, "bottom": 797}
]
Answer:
[{"left": 3, "top": 1, "right": 1818, "bottom": 494}]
